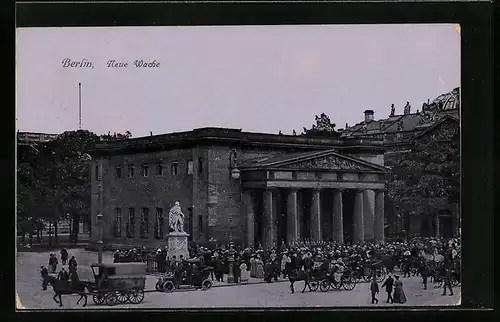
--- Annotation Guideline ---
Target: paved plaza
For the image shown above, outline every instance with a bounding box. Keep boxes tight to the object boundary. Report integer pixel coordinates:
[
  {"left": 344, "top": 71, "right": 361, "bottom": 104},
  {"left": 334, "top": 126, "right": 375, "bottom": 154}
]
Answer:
[{"left": 16, "top": 248, "right": 460, "bottom": 309}]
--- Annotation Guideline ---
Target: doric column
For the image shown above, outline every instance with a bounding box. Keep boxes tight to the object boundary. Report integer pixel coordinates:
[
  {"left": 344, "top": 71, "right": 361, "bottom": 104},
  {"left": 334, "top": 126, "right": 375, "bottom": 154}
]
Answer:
[
  {"left": 374, "top": 190, "right": 385, "bottom": 244},
  {"left": 333, "top": 189, "right": 344, "bottom": 244},
  {"left": 353, "top": 190, "right": 365, "bottom": 243},
  {"left": 242, "top": 191, "right": 256, "bottom": 247},
  {"left": 435, "top": 214, "right": 440, "bottom": 238},
  {"left": 263, "top": 189, "right": 276, "bottom": 249},
  {"left": 287, "top": 189, "right": 299, "bottom": 243},
  {"left": 310, "top": 189, "right": 322, "bottom": 242},
  {"left": 363, "top": 189, "right": 375, "bottom": 242}
]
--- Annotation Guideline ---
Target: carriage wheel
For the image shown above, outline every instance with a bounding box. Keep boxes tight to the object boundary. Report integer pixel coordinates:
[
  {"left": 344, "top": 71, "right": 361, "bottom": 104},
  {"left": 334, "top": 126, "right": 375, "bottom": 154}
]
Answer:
[
  {"left": 116, "top": 291, "right": 129, "bottom": 304},
  {"left": 127, "top": 287, "right": 145, "bottom": 304},
  {"left": 201, "top": 279, "right": 212, "bottom": 291},
  {"left": 163, "top": 281, "right": 175, "bottom": 293},
  {"left": 155, "top": 281, "right": 164, "bottom": 292},
  {"left": 104, "top": 292, "right": 117, "bottom": 306},
  {"left": 92, "top": 293, "right": 105, "bottom": 305},
  {"left": 309, "top": 280, "right": 319, "bottom": 291},
  {"left": 320, "top": 280, "right": 330, "bottom": 292},
  {"left": 342, "top": 276, "right": 357, "bottom": 291},
  {"left": 332, "top": 277, "right": 342, "bottom": 290}
]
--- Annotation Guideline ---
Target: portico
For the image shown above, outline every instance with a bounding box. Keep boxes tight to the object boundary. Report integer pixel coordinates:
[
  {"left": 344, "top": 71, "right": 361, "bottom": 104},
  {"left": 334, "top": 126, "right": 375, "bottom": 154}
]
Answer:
[{"left": 239, "top": 149, "right": 388, "bottom": 249}]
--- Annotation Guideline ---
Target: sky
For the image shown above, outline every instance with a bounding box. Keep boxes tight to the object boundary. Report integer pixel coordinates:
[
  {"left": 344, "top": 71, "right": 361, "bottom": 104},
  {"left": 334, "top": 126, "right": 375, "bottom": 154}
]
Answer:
[{"left": 16, "top": 24, "right": 460, "bottom": 138}]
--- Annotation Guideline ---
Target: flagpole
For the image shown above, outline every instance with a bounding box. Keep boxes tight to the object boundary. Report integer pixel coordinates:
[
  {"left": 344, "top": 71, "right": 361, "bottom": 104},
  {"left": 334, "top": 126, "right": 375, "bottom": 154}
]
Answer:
[{"left": 78, "top": 82, "right": 82, "bottom": 129}]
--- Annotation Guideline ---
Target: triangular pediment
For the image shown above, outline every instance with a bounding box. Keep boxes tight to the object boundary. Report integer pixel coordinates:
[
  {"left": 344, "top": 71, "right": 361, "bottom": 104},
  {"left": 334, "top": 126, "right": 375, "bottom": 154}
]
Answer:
[{"left": 241, "top": 149, "right": 389, "bottom": 173}]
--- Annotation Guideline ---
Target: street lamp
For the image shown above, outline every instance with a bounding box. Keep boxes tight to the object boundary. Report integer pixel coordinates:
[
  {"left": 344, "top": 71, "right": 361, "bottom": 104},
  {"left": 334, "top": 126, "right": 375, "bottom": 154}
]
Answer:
[
  {"left": 227, "top": 241, "right": 236, "bottom": 283},
  {"left": 96, "top": 213, "right": 103, "bottom": 264}
]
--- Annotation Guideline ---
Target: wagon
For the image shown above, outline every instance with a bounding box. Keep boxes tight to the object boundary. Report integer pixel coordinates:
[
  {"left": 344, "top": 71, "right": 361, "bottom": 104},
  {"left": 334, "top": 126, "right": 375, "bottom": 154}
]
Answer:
[{"left": 88, "top": 262, "right": 147, "bottom": 306}]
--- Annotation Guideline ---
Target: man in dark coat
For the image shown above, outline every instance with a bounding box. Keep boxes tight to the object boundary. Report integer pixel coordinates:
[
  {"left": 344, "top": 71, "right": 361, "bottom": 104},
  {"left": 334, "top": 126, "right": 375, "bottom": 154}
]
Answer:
[
  {"left": 40, "top": 266, "right": 49, "bottom": 290},
  {"left": 421, "top": 262, "right": 430, "bottom": 290},
  {"left": 381, "top": 275, "right": 394, "bottom": 303},
  {"left": 60, "top": 248, "right": 69, "bottom": 265},
  {"left": 370, "top": 277, "right": 380, "bottom": 304},
  {"left": 57, "top": 267, "right": 69, "bottom": 282},
  {"left": 68, "top": 256, "right": 77, "bottom": 270},
  {"left": 442, "top": 268, "right": 454, "bottom": 296}
]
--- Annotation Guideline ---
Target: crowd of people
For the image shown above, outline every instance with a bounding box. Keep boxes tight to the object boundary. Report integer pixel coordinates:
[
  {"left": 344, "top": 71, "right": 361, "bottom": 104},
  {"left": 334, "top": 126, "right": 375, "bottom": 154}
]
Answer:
[
  {"left": 40, "top": 248, "right": 80, "bottom": 291},
  {"left": 40, "top": 237, "right": 460, "bottom": 303}
]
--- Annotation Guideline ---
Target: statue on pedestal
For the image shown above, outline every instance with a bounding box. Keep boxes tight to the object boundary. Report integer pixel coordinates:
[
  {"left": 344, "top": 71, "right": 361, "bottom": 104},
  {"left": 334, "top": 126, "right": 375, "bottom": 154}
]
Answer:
[{"left": 168, "top": 201, "right": 185, "bottom": 233}]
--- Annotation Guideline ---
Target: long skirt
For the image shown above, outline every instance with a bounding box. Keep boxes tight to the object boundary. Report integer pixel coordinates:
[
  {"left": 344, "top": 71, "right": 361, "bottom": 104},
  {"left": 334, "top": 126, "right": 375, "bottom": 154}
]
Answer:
[
  {"left": 393, "top": 286, "right": 407, "bottom": 303},
  {"left": 256, "top": 265, "right": 265, "bottom": 279}
]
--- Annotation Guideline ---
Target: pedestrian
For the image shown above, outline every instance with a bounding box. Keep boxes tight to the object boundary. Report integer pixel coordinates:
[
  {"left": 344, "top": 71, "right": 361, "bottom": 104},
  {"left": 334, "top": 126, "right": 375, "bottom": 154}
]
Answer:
[
  {"left": 442, "top": 267, "right": 454, "bottom": 296},
  {"left": 68, "top": 255, "right": 77, "bottom": 273},
  {"left": 60, "top": 248, "right": 68, "bottom": 265},
  {"left": 370, "top": 277, "right": 379, "bottom": 304},
  {"left": 393, "top": 275, "right": 407, "bottom": 303},
  {"left": 381, "top": 274, "right": 394, "bottom": 303},
  {"left": 421, "top": 263, "right": 429, "bottom": 290},
  {"left": 48, "top": 253, "right": 58, "bottom": 273},
  {"left": 40, "top": 265, "right": 49, "bottom": 290}
]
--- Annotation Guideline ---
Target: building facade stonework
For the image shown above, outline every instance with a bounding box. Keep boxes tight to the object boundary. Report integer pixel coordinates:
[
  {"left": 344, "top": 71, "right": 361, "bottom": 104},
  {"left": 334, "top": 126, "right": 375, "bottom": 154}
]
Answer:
[
  {"left": 340, "top": 87, "right": 460, "bottom": 239},
  {"left": 89, "top": 128, "right": 389, "bottom": 249}
]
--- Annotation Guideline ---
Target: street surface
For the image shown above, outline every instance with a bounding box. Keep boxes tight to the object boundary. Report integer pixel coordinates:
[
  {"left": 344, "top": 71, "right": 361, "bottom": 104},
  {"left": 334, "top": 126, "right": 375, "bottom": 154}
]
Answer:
[{"left": 17, "top": 248, "right": 461, "bottom": 309}]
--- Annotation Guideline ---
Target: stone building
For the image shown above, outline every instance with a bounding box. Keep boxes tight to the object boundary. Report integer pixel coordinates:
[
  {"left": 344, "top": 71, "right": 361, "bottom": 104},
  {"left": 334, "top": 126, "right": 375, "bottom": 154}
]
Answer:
[
  {"left": 89, "top": 128, "right": 390, "bottom": 249},
  {"left": 340, "top": 87, "right": 460, "bottom": 239}
]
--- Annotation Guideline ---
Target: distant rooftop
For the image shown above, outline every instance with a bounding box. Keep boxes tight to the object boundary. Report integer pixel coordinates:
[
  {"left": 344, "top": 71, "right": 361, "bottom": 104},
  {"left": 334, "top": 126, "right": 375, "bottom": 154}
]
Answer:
[
  {"left": 17, "top": 131, "right": 60, "bottom": 144},
  {"left": 342, "top": 87, "right": 460, "bottom": 138}
]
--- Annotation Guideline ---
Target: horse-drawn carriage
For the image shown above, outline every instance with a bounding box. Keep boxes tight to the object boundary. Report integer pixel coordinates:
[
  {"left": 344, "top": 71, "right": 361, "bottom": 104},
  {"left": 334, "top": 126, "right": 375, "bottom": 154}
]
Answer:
[
  {"left": 87, "top": 262, "right": 147, "bottom": 306},
  {"left": 349, "top": 259, "right": 386, "bottom": 283},
  {"left": 156, "top": 258, "right": 213, "bottom": 292},
  {"left": 319, "top": 265, "right": 357, "bottom": 292}
]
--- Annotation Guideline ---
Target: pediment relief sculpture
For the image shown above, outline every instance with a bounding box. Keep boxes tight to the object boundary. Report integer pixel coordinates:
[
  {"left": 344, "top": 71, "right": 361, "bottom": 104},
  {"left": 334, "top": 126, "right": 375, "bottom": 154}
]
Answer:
[{"left": 290, "top": 155, "right": 368, "bottom": 171}]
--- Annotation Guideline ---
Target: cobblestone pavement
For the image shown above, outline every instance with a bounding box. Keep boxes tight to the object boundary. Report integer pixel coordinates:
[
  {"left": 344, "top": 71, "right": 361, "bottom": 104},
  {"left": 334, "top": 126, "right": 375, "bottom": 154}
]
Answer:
[{"left": 17, "top": 249, "right": 461, "bottom": 309}]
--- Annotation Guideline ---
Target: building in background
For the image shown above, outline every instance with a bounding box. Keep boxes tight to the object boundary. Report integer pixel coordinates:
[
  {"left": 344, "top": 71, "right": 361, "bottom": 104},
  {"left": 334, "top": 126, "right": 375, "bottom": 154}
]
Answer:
[
  {"left": 89, "top": 128, "right": 390, "bottom": 249},
  {"left": 340, "top": 88, "right": 460, "bottom": 239},
  {"left": 17, "top": 131, "right": 59, "bottom": 146}
]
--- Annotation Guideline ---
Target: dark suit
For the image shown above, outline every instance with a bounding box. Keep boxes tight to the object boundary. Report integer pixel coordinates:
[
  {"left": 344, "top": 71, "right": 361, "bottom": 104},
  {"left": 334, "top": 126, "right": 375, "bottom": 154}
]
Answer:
[
  {"left": 381, "top": 277, "right": 394, "bottom": 303},
  {"left": 370, "top": 281, "right": 379, "bottom": 304}
]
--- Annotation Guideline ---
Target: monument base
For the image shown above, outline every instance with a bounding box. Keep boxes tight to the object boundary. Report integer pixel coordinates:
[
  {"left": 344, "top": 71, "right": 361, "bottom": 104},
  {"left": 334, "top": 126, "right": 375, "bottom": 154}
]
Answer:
[{"left": 166, "top": 232, "right": 190, "bottom": 261}]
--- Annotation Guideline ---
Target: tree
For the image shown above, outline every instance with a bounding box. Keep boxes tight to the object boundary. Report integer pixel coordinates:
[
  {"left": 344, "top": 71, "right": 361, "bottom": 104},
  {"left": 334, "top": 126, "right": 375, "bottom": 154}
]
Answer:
[
  {"left": 302, "top": 113, "right": 340, "bottom": 138},
  {"left": 17, "top": 129, "right": 132, "bottom": 246},
  {"left": 386, "top": 120, "right": 460, "bottom": 234}
]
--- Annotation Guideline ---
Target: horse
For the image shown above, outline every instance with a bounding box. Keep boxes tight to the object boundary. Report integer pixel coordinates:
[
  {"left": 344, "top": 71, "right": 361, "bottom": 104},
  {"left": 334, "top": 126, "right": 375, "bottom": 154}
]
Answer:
[
  {"left": 45, "top": 276, "right": 89, "bottom": 307},
  {"left": 288, "top": 268, "right": 314, "bottom": 294}
]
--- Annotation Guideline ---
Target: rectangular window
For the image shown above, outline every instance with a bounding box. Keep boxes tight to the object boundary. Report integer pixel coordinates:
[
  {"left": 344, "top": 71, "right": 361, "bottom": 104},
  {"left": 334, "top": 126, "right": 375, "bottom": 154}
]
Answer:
[
  {"left": 140, "top": 207, "right": 149, "bottom": 239},
  {"left": 198, "top": 158, "right": 203, "bottom": 174},
  {"left": 142, "top": 163, "right": 149, "bottom": 177},
  {"left": 95, "top": 164, "right": 100, "bottom": 180},
  {"left": 187, "top": 160, "right": 193, "bottom": 175},
  {"left": 171, "top": 162, "right": 179, "bottom": 176},
  {"left": 156, "top": 162, "right": 163, "bottom": 176},
  {"left": 127, "top": 208, "right": 135, "bottom": 238},
  {"left": 127, "top": 164, "right": 135, "bottom": 178},
  {"left": 115, "top": 165, "right": 122, "bottom": 178},
  {"left": 114, "top": 208, "right": 122, "bottom": 237},
  {"left": 155, "top": 207, "right": 164, "bottom": 239},
  {"left": 198, "top": 214, "right": 203, "bottom": 236}
]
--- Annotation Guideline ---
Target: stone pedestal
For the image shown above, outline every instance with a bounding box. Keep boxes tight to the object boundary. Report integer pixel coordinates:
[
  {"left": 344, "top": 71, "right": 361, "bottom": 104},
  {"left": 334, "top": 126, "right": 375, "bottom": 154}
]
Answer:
[{"left": 166, "top": 232, "right": 190, "bottom": 260}]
